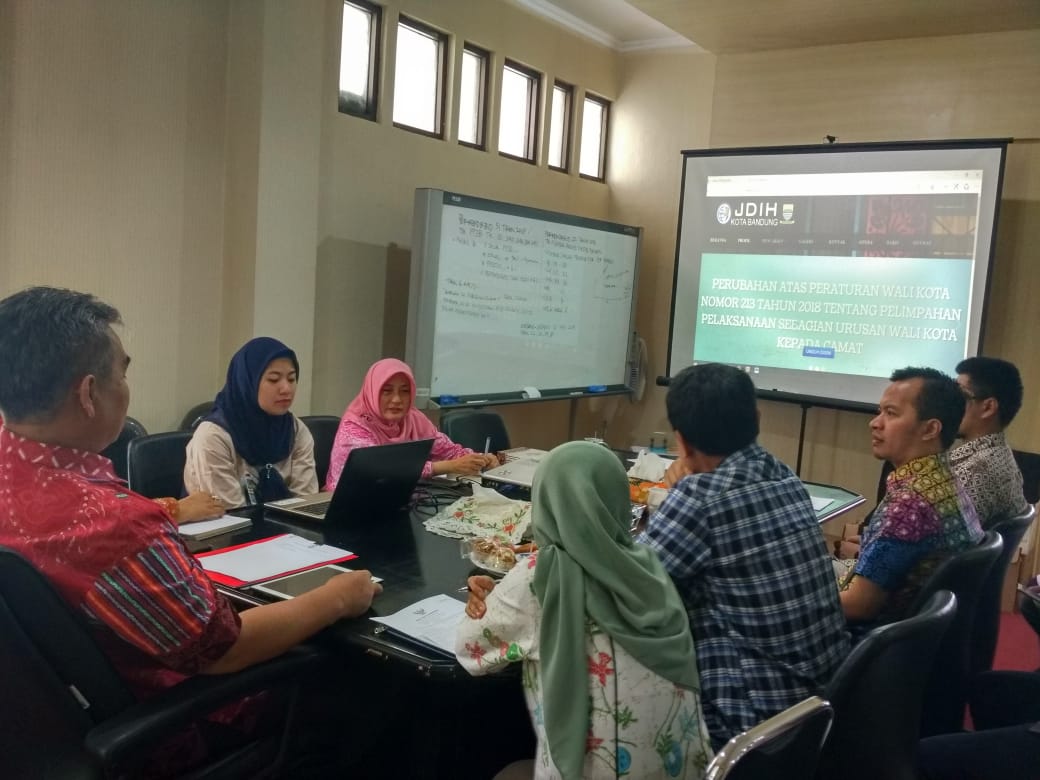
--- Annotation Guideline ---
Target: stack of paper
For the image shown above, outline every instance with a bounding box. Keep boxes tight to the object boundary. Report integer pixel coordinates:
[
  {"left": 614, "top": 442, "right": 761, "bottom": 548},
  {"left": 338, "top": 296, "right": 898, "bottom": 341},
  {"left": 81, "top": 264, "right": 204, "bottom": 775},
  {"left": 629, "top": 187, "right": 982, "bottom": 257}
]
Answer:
[
  {"left": 371, "top": 594, "right": 466, "bottom": 656},
  {"left": 179, "top": 515, "right": 252, "bottom": 541},
  {"left": 196, "top": 533, "right": 355, "bottom": 587}
]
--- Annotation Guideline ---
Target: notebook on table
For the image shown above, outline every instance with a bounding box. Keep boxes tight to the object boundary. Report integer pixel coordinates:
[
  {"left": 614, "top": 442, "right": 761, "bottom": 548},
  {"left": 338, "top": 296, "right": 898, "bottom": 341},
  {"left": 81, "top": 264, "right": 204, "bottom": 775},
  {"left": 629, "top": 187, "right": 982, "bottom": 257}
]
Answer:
[{"left": 266, "top": 438, "right": 434, "bottom": 522}]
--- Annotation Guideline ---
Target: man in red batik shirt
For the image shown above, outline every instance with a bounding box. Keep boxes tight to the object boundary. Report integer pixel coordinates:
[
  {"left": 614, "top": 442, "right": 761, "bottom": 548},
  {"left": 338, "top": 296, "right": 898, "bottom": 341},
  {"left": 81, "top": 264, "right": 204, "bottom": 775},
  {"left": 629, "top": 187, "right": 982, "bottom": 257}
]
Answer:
[{"left": 0, "top": 286, "right": 382, "bottom": 769}]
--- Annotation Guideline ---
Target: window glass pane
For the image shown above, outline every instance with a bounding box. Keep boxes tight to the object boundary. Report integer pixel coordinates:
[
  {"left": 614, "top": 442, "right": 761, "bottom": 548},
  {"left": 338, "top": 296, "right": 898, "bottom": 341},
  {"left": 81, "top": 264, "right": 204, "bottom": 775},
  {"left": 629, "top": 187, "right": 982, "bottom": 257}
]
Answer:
[
  {"left": 579, "top": 98, "right": 605, "bottom": 178},
  {"left": 393, "top": 22, "right": 440, "bottom": 133},
  {"left": 547, "top": 84, "right": 569, "bottom": 169},
  {"left": 339, "top": 3, "right": 373, "bottom": 110},
  {"left": 498, "top": 66, "right": 532, "bottom": 158},
  {"left": 458, "top": 49, "right": 483, "bottom": 145}
]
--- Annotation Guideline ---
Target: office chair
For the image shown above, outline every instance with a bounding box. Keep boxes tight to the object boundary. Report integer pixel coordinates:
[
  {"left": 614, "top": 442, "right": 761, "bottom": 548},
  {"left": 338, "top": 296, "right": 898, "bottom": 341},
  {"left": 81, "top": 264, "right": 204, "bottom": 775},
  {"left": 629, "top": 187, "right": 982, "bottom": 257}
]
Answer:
[
  {"left": 907, "top": 531, "right": 1003, "bottom": 737},
  {"left": 127, "top": 430, "right": 193, "bottom": 499},
  {"left": 704, "top": 696, "right": 833, "bottom": 780},
  {"left": 100, "top": 416, "right": 148, "bottom": 481},
  {"left": 180, "top": 401, "right": 215, "bottom": 431},
  {"left": 1012, "top": 450, "right": 1040, "bottom": 505},
  {"left": 970, "top": 505, "right": 1036, "bottom": 676},
  {"left": 818, "top": 590, "right": 957, "bottom": 780},
  {"left": 0, "top": 545, "right": 325, "bottom": 779},
  {"left": 440, "top": 409, "right": 511, "bottom": 453},
  {"left": 875, "top": 459, "right": 895, "bottom": 503},
  {"left": 299, "top": 415, "right": 340, "bottom": 489}
]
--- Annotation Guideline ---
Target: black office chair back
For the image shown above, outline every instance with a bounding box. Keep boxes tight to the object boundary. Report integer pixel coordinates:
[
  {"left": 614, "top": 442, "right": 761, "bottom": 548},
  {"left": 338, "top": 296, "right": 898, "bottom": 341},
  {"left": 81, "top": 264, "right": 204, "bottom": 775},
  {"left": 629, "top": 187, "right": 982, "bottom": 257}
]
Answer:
[
  {"left": 0, "top": 547, "right": 136, "bottom": 725},
  {"left": 906, "top": 531, "right": 1003, "bottom": 737},
  {"left": 971, "top": 506, "right": 1036, "bottom": 676},
  {"left": 300, "top": 415, "right": 340, "bottom": 489},
  {"left": 706, "top": 696, "right": 833, "bottom": 780},
  {"left": 440, "top": 409, "right": 511, "bottom": 453},
  {"left": 0, "top": 546, "right": 323, "bottom": 778},
  {"left": 818, "top": 590, "right": 957, "bottom": 780},
  {"left": 875, "top": 459, "right": 895, "bottom": 503},
  {"left": 1012, "top": 450, "right": 1040, "bottom": 505},
  {"left": 179, "top": 401, "right": 215, "bottom": 432},
  {"left": 100, "top": 416, "right": 148, "bottom": 481},
  {"left": 127, "top": 431, "right": 193, "bottom": 499}
]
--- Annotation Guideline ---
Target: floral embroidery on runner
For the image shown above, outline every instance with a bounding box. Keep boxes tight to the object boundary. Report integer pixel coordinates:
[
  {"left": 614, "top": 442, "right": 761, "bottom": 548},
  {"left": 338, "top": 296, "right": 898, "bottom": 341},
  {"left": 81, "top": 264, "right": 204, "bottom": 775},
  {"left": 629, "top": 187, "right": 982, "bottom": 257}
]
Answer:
[{"left": 423, "top": 484, "right": 531, "bottom": 544}]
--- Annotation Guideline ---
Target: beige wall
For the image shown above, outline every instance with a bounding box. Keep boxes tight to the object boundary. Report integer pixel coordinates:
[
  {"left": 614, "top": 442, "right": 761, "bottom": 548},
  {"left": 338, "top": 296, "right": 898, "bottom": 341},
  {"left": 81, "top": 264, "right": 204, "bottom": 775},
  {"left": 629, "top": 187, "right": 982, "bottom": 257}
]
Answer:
[
  {"left": 313, "top": 0, "right": 622, "bottom": 434},
  {"left": 0, "top": 0, "right": 230, "bottom": 433},
  {"left": 605, "top": 48, "right": 717, "bottom": 448}
]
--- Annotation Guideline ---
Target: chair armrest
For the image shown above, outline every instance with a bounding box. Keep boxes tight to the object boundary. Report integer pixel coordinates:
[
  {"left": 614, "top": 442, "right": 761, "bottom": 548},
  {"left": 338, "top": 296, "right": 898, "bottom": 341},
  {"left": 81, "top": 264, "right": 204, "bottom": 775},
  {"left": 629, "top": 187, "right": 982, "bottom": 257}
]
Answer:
[{"left": 83, "top": 644, "right": 327, "bottom": 767}]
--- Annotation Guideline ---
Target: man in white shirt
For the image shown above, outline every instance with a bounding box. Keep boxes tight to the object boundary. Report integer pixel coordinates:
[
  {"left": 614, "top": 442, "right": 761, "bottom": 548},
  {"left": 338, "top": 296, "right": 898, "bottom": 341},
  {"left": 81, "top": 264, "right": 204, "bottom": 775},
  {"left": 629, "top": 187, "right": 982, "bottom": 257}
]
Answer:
[{"left": 950, "top": 357, "right": 1029, "bottom": 528}]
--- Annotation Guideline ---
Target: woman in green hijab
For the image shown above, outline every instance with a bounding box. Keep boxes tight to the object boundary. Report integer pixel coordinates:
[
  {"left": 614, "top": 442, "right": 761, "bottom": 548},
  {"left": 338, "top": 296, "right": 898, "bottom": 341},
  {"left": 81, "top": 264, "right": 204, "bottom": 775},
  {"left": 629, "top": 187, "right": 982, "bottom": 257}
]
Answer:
[{"left": 456, "top": 441, "right": 712, "bottom": 779}]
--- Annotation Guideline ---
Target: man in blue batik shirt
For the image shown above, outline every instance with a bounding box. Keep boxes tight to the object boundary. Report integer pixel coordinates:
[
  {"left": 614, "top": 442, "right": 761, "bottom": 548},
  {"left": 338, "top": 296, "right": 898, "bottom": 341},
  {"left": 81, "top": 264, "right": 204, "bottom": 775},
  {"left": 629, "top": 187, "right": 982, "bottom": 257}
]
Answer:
[{"left": 638, "top": 363, "right": 850, "bottom": 750}]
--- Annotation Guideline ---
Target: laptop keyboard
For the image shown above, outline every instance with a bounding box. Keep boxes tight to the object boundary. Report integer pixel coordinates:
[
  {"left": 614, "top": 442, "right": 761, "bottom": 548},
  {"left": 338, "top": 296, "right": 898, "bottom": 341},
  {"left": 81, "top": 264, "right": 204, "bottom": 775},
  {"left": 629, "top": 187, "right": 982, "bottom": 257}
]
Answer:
[{"left": 297, "top": 500, "right": 332, "bottom": 518}]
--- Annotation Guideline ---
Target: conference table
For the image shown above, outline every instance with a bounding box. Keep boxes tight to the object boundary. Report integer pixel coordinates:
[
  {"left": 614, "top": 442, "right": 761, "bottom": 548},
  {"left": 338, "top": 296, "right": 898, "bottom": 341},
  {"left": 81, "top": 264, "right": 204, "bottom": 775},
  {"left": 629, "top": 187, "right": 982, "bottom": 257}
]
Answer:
[
  {"left": 202, "top": 474, "right": 865, "bottom": 676},
  {"left": 193, "top": 472, "right": 863, "bottom": 777},
  {"left": 196, "top": 485, "right": 534, "bottom": 779},
  {"left": 208, "top": 489, "right": 485, "bottom": 678}
]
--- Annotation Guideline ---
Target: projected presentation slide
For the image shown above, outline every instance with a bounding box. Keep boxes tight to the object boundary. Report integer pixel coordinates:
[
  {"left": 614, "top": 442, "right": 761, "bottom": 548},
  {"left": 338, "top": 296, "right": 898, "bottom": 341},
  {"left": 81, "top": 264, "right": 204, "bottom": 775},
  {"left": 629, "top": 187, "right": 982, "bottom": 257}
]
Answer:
[{"left": 668, "top": 143, "right": 1007, "bottom": 408}]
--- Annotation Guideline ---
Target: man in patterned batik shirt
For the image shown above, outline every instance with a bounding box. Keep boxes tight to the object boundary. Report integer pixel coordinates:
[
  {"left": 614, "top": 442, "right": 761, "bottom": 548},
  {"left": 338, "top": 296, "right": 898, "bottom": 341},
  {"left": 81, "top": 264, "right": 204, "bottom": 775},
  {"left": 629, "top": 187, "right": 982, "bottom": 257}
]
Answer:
[
  {"left": 639, "top": 363, "right": 850, "bottom": 751},
  {"left": 950, "top": 356, "right": 1029, "bottom": 528},
  {"left": 841, "top": 367, "right": 983, "bottom": 626}
]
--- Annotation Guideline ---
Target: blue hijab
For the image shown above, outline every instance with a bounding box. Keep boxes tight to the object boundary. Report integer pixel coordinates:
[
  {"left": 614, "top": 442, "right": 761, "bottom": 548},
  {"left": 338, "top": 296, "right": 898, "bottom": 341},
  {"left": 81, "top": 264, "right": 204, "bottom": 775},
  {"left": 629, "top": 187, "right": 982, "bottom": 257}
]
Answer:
[{"left": 205, "top": 337, "right": 299, "bottom": 502}]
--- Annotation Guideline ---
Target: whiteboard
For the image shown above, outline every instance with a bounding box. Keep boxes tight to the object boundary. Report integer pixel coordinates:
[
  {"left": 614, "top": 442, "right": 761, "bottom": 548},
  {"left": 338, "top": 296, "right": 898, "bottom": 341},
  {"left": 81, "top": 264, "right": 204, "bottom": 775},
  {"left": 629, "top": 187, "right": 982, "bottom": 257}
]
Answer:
[{"left": 406, "top": 189, "right": 641, "bottom": 406}]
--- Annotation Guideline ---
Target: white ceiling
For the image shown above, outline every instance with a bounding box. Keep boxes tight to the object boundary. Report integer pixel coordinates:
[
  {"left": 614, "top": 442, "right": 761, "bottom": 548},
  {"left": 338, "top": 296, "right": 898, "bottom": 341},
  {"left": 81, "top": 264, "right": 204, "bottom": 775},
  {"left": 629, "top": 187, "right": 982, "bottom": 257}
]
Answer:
[{"left": 513, "top": 0, "right": 1040, "bottom": 53}]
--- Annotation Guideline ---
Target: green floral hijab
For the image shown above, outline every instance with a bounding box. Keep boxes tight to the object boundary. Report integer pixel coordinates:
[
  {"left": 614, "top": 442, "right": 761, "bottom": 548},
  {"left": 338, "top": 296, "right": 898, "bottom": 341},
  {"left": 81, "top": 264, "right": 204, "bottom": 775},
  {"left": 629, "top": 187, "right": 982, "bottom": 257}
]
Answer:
[{"left": 531, "top": 441, "right": 699, "bottom": 779}]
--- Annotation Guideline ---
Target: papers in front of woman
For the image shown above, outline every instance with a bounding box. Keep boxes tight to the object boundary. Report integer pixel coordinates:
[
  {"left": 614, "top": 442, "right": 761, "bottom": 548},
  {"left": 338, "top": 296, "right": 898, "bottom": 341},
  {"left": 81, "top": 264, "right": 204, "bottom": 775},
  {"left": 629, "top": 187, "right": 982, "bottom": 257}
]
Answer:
[{"left": 371, "top": 593, "right": 466, "bottom": 656}]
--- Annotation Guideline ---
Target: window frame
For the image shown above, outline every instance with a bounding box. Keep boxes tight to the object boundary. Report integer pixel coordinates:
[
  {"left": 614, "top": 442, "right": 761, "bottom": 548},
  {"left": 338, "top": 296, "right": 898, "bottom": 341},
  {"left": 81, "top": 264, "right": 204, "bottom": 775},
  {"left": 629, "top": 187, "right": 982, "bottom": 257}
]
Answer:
[
  {"left": 497, "top": 59, "right": 541, "bottom": 164},
  {"left": 391, "top": 14, "right": 449, "bottom": 139},
  {"left": 457, "top": 43, "right": 490, "bottom": 150},
  {"left": 337, "top": 0, "right": 382, "bottom": 122},
  {"left": 579, "top": 92, "right": 611, "bottom": 182},
  {"left": 547, "top": 80, "right": 573, "bottom": 173}
]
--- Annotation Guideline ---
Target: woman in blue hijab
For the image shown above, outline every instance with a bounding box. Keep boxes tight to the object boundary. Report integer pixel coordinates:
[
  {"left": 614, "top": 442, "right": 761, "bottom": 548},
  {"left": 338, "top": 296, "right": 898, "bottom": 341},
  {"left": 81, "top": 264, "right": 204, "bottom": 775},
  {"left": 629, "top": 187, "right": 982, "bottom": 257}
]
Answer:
[{"left": 184, "top": 337, "right": 318, "bottom": 506}]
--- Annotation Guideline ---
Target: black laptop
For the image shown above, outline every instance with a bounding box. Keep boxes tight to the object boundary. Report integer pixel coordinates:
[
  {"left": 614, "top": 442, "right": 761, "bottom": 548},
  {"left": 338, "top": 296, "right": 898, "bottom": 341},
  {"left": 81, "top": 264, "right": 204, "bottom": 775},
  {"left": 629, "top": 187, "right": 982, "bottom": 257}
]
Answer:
[{"left": 266, "top": 438, "right": 434, "bottom": 522}]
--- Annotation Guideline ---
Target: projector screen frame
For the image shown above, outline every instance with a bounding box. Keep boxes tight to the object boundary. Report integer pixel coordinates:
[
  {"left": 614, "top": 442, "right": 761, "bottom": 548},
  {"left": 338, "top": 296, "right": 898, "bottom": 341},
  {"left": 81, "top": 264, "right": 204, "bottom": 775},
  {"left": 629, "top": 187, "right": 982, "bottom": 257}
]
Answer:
[{"left": 664, "top": 138, "right": 1010, "bottom": 414}]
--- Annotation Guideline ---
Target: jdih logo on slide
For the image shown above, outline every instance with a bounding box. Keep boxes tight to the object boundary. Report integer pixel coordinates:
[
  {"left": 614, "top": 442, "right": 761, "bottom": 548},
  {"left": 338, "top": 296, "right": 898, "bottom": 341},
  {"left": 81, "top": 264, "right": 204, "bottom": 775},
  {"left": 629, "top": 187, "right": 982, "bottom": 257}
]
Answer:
[{"left": 716, "top": 201, "right": 796, "bottom": 226}]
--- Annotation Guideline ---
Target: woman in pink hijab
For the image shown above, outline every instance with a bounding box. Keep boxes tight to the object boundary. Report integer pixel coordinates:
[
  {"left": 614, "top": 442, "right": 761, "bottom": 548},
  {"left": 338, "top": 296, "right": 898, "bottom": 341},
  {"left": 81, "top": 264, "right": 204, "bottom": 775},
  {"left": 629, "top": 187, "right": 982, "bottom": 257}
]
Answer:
[{"left": 325, "top": 359, "right": 500, "bottom": 491}]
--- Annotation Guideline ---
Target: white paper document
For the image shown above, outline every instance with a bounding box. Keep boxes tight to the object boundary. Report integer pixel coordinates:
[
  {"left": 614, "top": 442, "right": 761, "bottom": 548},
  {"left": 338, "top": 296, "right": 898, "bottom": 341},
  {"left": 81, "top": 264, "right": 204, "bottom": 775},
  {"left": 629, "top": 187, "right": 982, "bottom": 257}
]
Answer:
[
  {"left": 481, "top": 447, "right": 549, "bottom": 488},
  {"left": 811, "top": 496, "right": 836, "bottom": 512},
  {"left": 371, "top": 594, "right": 466, "bottom": 656},
  {"left": 198, "top": 534, "right": 353, "bottom": 583},
  {"left": 179, "top": 515, "right": 252, "bottom": 541}
]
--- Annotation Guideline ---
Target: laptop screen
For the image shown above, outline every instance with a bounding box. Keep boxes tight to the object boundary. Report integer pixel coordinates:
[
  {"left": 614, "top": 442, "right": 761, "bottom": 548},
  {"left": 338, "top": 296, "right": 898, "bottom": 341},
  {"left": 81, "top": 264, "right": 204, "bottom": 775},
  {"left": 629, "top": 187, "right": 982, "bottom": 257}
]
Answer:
[{"left": 326, "top": 437, "right": 434, "bottom": 518}]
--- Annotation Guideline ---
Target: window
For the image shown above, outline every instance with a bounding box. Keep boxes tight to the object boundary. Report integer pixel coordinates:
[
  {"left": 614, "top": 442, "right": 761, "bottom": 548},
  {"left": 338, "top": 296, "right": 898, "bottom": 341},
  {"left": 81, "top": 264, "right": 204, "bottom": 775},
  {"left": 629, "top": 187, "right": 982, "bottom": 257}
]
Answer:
[
  {"left": 498, "top": 60, "right": 540, "bottom": 162},
  {"left": 579, "top": 94, "right": 610, "bottom": 180},
  {"left": 338, "top": 0, "right": 381, "bottom": 120},
  {"left": 547, "top": 81, "right": 573, "bottom": 171},
  {"left": 457, "top": 44, "right": 489, "bottom": 148},
  {"left": 392, "top": 16, "right": 447, "bottom": 136}
]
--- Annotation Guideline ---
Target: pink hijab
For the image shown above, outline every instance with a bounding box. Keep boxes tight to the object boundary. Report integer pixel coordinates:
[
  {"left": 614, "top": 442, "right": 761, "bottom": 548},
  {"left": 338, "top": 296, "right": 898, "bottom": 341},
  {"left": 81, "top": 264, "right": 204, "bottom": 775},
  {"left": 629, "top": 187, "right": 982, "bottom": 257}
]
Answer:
[{"left": 342, "top": 358, "right": 439, "bottom": 443}]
